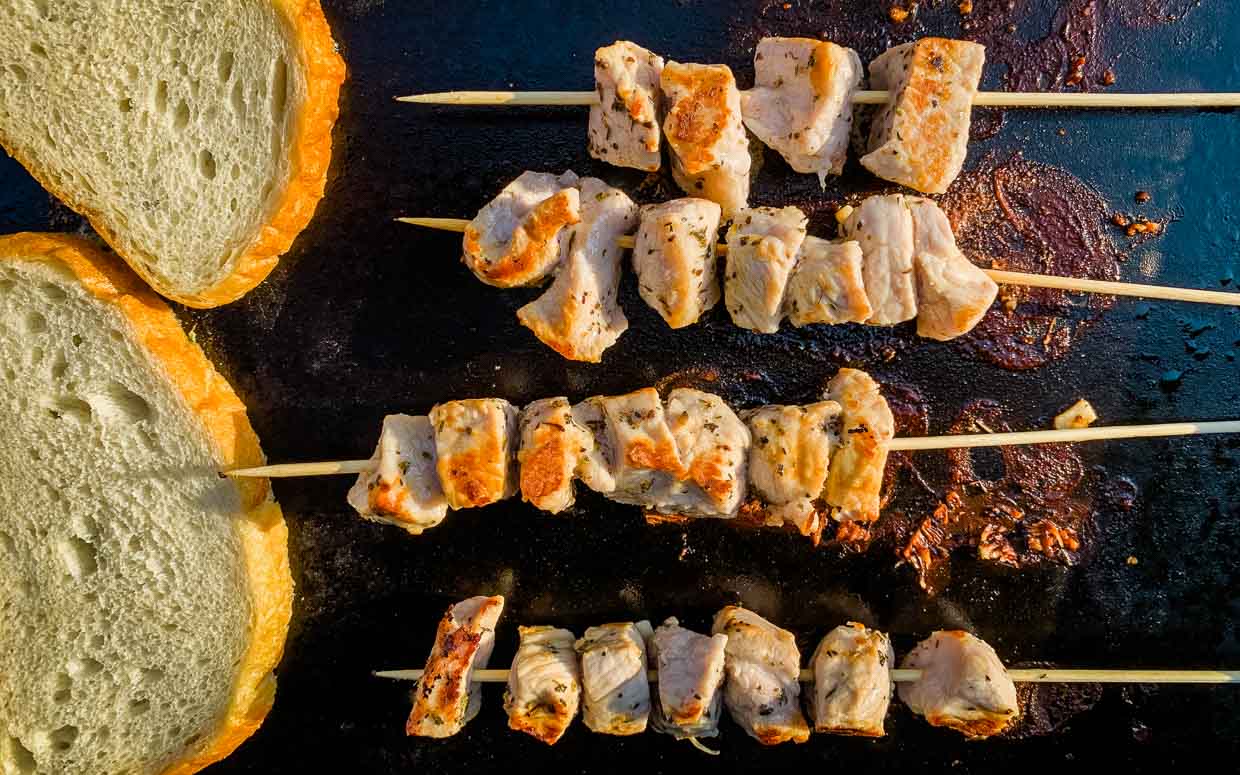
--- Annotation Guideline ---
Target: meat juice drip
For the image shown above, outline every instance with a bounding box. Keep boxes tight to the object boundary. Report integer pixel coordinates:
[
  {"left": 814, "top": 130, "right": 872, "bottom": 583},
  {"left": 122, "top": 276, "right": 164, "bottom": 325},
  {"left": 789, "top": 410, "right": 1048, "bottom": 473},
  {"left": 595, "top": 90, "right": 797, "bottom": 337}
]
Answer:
[
  {"left": 1004, "top": 670, "right": 1106, "bottom": 739},
  {"left": 942, "top": 152, "right": 1125, "bottom": 370}
]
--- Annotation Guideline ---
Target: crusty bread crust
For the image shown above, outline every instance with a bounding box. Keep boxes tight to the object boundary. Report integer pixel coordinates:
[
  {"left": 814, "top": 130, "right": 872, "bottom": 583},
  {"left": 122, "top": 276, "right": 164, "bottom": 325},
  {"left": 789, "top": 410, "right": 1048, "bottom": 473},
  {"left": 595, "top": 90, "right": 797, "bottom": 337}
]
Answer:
[
  {"left": 0, "top": 233, "right": 294, "bottom": 775},
  {"left": 0, "top": 0, "right": 345, "bottom": 309}
]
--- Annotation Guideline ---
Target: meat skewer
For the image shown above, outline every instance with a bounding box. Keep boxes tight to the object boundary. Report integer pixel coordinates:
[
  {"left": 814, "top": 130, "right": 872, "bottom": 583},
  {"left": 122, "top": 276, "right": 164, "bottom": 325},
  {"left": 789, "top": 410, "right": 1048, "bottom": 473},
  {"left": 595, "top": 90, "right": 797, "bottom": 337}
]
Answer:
[
  {"left": 229, "top": 420, "right": 1240, "bottom": 479},
  {"left": 398, "top": 34, "right": 1240, "bottom": 199},
  {"left": 400, "top": 214, "right": 1240, "bottom": 310},
  {"left": 226, "top": 371, "right": 1240, "bottom": 548},
  {"left": 385, "top": 599, "right": 1240, "bottom": 747}
]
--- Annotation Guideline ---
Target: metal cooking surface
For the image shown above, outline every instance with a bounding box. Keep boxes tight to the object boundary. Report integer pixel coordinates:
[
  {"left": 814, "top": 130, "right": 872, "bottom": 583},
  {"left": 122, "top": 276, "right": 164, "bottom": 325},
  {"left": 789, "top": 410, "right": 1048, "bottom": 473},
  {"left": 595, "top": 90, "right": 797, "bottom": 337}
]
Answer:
[{"left": 2, "top": 0, "right": 1238, "bottom": 771}]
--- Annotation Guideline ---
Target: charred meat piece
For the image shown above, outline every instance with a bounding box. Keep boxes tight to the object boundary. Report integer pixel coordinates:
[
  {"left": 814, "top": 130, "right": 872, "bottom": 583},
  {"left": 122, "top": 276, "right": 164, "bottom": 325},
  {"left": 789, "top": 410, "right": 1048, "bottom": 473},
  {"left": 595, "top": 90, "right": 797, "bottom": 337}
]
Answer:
[
  {"left": 631, "top": 198, "right": 723, "bottom": 329},
  {"left": 463, "top": 170, "right": 581, "bottom": 288},
  {"left": 741, "top": 37, "right": 862, "bottom": 181},
  {"left": 783, "top": 236, "right": 873, "bottom": 326},
  {"left": 825, "top": 368, "right": 895, "bottom": 524},
  {"left": 581, "top": 387, "right": 686, "bottom": 506},
  {"left": 839, "top": 194, "right": 917, "bottom": 326},
  {"left": 347, "top": 414, "right": 449, "bottom": 535},
  {"left": 650, "top": 617, "right": 728, "bottom": 740},
  {"left": 406, "top": 595, "right": 506, "bottom": 738},
  {"left": 517, "top": 178, "right": 639, "bottom": 362},
  {"left": 658, "top": 388, "right": 751, "bottom": 519},
  {"left": 724, "top": 206, "right": 808, "bottom": 333},
  {"left": 504, "top": 625, "right": 582, "bottom": 745},
  {"left": 861, "top": 38, "right": 986, "bottom": 194},
  {"left": 518, "top": 397, "right": 595, "bottom": 514},
  {"left": 589, "top": 41, "right": 665, "bottom": 172},
  {"left": 898, "top": 630, "right": 1020, "bottom": 739},
  {"left": 661, "top": 61, "right": 751, "bottom": 216},
  {"left": 575, "top": 621, "right": 654, "bottom": 735},
  {"left": 430, "top": 398, "right": 520, "bottom": 510},
  {"left": 711, "top": 606, "right": 811, "bottom": 745},
  {"left": 906, "top": 197, "right": 998, "bottom": 341},
  {"left": 743, "top": 401, "right": 841, "bottom": 539},
  {"left": 810, "top": 623, "right": 894, "bottom": 737}
]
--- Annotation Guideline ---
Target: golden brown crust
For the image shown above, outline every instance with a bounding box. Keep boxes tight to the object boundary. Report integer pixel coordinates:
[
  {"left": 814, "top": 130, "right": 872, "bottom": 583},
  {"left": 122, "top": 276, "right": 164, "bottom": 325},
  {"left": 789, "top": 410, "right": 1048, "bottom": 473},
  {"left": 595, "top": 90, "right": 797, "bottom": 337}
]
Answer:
[
  {"left": 519, "top": 424, "right": 571, "bottom": 507},
  {"left": 507, "top": 701, "right": 575, "bottom": 745},
  {"left": 407, "top": 597, "right": 505, "bottom": 735},
  {"left": 0, "top": 233, "right": 292, "bottom": 775},
  {"left": 0, "top": 0, "right": 345, "bottom": 308},
  {"left": 662, "top": 63, "right": 735, "bottom": 175},
  {"left": 467, "top": 189, "right": 581, "bottom": 288}
]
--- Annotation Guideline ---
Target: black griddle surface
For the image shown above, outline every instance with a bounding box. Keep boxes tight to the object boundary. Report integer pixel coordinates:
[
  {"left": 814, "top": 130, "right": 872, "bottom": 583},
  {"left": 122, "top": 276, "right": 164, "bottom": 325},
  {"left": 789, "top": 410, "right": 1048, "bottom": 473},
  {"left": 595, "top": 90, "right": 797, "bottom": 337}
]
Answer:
[{"left": 2, "top": 0, "right": 1239, "bottom": 771}]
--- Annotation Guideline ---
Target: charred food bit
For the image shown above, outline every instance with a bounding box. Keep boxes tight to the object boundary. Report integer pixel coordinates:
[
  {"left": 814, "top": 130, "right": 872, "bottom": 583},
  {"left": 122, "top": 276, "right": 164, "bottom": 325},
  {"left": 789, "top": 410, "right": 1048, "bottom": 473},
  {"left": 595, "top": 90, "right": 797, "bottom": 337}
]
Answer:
[{"left": 1053, "top": 398, "right": 1098, "bottom": 430}]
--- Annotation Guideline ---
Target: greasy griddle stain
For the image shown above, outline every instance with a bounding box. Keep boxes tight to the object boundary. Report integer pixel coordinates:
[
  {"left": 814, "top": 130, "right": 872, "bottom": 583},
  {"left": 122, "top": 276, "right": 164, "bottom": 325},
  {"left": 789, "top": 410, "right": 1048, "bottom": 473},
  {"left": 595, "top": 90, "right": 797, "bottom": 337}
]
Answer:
[
  {"left": 897, "top": 399, "right": 1095, "bottom": 594},
  {"left": 942, "top": 152, "right": 1125, "bottom": 370},
  {"left": 1004, "top": 668, "right": 1105, "bottom": 739}
]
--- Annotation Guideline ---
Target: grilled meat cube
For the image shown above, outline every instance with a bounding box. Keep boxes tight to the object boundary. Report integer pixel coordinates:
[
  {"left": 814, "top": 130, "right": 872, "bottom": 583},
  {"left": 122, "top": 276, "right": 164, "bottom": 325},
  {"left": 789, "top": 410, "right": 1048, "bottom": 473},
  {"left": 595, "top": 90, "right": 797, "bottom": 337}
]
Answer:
[
  {"left": 650, "top": 617, "right": 728, "bottom": 740},
  {"left": 724, "top": 206, "right": 808, "bottom": 333},
  {"left": 631, "top": 198, "right": 723, "bottom": 329},
  {"left": 517, "top": 397, "right": 595, "bottom": 514},
  {"left": 661, "top": 61, "right": 751, "bottom": 216},
  {"left": 810, "top": 622, "right": 894, "bottom": 737},
  {"left": 743, "top": 401, "right": 842, "bottom": 538},
  {"left": 575, "top": 621, "right": 654, "bottom": 735},
  {"left": 406, "top": 595, "right": 506, "bottom": 738},
  {"left": 839, "top": 194, "right": 917, "bottom": 326},
  {"left": 517, "top": 178, "right": 639, "bottom": 362},
  {"left": 658, "top": 388, "right": 751, "bottom": 518},
  {"left": 741, "top": 37, "right": 862, "bottom": 182},
  {"left": 783, "top": 237, "right": 873, "bottom": 326},
  {"left": 711, "top": 606, "right": 811, "bottom": 745},
  {"left": 347, "top": 414, "right": 449, "bottom": 535},
  {"left": 861, "top": 38, "right": 986, "bottom": 194},
  {"left": 583, "top": 388, "right": 686, "bottom": 506},
  {"left": 429, "top": 398, "right": 520, "bottom": 510},
  {"left": 898, "top": 630, "right": 1020, "bottom": 739},
  {"left": 463, "top": 170, "right": 581, "bottom": 288},
  {"left": 504, "top": 625, "right": 582, "bottom": 745},
  {"left": 589, "top": 41, "right": 665, "bottom": 172},
  {"left": 824, "top": 368, "right": 894, "bottom": 524},
  {"left": 906, "top": 197, "right": 998, "bottom": 340}
]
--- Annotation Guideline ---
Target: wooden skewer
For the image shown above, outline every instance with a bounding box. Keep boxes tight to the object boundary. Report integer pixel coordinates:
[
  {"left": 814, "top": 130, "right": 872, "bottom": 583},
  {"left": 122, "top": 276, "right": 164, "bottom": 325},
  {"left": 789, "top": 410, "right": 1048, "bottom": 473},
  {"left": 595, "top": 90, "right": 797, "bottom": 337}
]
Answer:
[
  {"left": 396, "top": 216, "right": 1240, "bottom": 307},
  {"left": 397, "top": 90, "right": 1240, "bottom": 109},
  {"left": 223, "top": 420, "right": 1240, "bottom": 479},
  {"left": 373, "top": 667, "right": 1240, "bottom": 684}
]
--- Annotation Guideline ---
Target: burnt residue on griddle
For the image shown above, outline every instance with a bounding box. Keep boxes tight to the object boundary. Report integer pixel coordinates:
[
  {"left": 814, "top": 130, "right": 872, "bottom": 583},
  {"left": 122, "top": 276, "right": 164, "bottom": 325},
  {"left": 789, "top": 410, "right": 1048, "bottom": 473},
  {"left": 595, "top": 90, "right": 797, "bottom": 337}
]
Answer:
[
  {"left": 888, "top": 398, "right": 1142, "bottom": 595},
  {"left": 1004, "top": 668, "right": 1105, "bottom": 739},
  {"left": 942, "top": 152, "right": 1126, "bottom": 371}
]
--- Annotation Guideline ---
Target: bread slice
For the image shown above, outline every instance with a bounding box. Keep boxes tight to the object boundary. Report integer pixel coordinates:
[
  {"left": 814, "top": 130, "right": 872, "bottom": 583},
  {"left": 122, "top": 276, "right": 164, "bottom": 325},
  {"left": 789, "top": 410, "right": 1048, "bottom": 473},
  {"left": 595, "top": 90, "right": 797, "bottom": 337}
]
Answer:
[
  {"left": 0, "top": 233, "right": 292, "bottom": 774},
  {"left": 0, "top": 1, "right": 345, "bottom": 308}
]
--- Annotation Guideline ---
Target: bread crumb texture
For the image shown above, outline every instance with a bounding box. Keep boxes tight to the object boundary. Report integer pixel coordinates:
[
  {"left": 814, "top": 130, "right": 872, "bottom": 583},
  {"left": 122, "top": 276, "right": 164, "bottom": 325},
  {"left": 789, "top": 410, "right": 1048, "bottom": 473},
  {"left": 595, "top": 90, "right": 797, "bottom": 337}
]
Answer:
[
  {"left": 0, "top": 234, "right": 291, "bottom": 775},
  {"left": 0, "top": 1, "right": 345, "bottom": 307}
]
